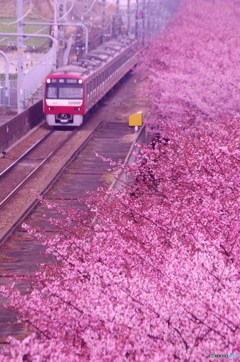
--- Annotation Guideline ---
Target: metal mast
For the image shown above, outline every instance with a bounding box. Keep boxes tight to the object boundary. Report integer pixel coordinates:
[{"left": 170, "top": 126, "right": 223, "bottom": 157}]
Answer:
[
  {"left": 127, "top": 0, "right": 130, "bottom": 34},
  {"left": 135, "top": 0, "right": 139, "bottom": 39},
  {"left": 56, "top": 0, "right": 67, "bottom": 67},
  {"left": 116, "top": 0, "right": 120, "bottom": 38},
  {"left": 142, "top": 0, "right": 145, "bottom": 45},
  {"left": 17, "top": 0, "right": 25, "bottom": 113},
  {"left": 102, "top": 0, "right": 106, "bottom": 42}
]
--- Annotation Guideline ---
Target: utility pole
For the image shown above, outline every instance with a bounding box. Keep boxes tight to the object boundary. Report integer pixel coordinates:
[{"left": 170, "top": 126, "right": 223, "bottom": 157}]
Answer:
[
  {"left": 56, "top": 0, "right": 67, "bottom": 67},
  {"left": 142, "top": 0, "right": 145, "bottom": 45},
  {"left": 102, "top": 0, "right": 106, "bottom": 43},
  {"left": 17, "top": 0, "right": 25, "bottom": 113},
  {"left": 150, "top": 0, "right": 155, "bottom": 37},
  {"left": 156, "top": 0, "right": 161, "bottom": 35},
  {"left": 127, "top": 0, "right": 130, "bottom": 35},
  {"left": 135, "top": 0, "right": 139, "bottom": 39},
  {"left": 116, "top": 0, "right": 120, "bottom": 38},
  {"left": 146, "top": 0, "right": 150, "bottom": 39},
  {"left": 83, "top": 0, "right": 89, "bottom": 20}
]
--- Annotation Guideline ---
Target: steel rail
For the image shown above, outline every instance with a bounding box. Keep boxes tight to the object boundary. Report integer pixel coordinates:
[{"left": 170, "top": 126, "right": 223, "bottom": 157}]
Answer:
[
  {"left": 0, "top": 131, "right": 54, "bottom": 179},
  {"left": 0, "top": 129, "right": 77, "bottom": 210}
]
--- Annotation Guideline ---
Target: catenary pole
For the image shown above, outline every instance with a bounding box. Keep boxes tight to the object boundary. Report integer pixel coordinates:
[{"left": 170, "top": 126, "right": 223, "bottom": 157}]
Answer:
[
  {"left": 102, "top": 0, "right": 106, "bottom": 42},
  {"left": 116, "top": 0, "right": 120, "bottom": 38},
  {"left": 17, "top": 0, "right": 24, "bottom": 114},
  {"left": 127, "top": 0, "right": 130, "bottom": 34},
  {"left": 135, "top": 0, "right": 139, "bottom": 39}
]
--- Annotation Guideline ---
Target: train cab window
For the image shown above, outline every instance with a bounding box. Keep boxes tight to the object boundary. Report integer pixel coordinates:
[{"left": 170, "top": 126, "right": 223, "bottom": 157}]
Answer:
[
  {"left": 59, "top": 78, "right": 83, "bottom": 99},
  {"left": 59, "top": 84, "right": 83, "bottom": 99},
  {"left": 46, "top": 78, "right": 83, "bottom": 99},
  {"left": 46, "top": 84, "right": 57, "bottom": 99}
]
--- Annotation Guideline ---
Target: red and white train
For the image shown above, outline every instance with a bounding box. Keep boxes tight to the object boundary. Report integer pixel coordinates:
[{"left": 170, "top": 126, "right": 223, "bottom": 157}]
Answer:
[{"left": 43, "top": 37, "right": 137, "bottom": 127}]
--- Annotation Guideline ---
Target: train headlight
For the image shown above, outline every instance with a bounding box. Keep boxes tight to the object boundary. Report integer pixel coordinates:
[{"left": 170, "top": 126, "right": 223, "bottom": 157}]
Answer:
[
  {"left": 78, "top": 79, "right": 83, "bottom": 84},
  {"left": 47, "top": 78, "right": 51, "bottom": 83}
]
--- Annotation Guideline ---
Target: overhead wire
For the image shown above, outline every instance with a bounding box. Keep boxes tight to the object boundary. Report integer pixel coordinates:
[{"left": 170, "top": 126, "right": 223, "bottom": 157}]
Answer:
[
  {"left": 83, "top": 0, "right": 99, "bottom": 14},
  {"left": 30, "top": 0, "right": 74, "bottom": 23},
  {"left": 59, "top": 1, "right": 75, "bottom": 21},
  {"left": 0, "top": 0, "right": 129, "bottom": 49},
  {"left": 0, "top": 2, "right": 33, "bottom": 25},
  {"left": 31, "top": 7, "right": 54, "bottom": 22}
]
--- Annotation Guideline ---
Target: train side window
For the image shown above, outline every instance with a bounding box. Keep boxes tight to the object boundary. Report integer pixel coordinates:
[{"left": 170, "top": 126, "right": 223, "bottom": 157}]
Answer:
[{"left": 87, "top": 82, "right": 90, "bottom": 96}]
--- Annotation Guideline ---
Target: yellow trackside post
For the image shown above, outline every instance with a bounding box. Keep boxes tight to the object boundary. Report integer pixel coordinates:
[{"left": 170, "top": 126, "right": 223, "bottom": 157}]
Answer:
[{"left": 128, "top": 112, "right": 143, "bottom": 131}]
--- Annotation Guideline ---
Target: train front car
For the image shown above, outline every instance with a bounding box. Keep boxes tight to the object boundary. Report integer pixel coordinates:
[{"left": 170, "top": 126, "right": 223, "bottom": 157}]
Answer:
[
  {"left": 44, "top": 74, "right": 84, "bottom": 127},
  {"left": 44, "top": 37, "right": 137, "bottom": 128}
]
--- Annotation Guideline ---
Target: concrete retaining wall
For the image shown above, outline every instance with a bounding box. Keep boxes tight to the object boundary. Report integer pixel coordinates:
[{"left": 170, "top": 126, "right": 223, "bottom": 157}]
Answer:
[
  {"left": 0, "top": 100, "right": 43, "bottom": 153},
  {"left": 109, "top": 125, "right": 147, "bottom": 192}
]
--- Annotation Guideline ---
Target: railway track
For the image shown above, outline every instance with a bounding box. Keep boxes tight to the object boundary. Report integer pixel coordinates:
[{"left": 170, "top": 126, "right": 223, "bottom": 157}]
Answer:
[
  {"left": 0, "top": 129, "right": 80, "bottom": 210},
  {"left": 0, "top": 130, "right": 54, "bottom": 209},
  {"left": 0, "top": 121, "right": 103, "bottom": 245}
]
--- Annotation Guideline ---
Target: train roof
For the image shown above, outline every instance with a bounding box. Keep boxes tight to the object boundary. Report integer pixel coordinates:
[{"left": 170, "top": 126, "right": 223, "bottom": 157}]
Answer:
[
  {"left": 49, "top": 36, "right": 137, "bottom": 79},
  {"left": 50, "top": 64, "right": 87, "bottom": 76}
]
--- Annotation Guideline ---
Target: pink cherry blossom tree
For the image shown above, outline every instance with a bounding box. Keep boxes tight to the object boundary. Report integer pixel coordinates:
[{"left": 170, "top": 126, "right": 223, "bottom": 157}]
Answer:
[
  {"left": 138, "top": 0, "right": 240, "bottom": 128},
  {"left": 1, "top": 116, "right": 239, "bottom": 361},
  {"left": 1, "top": 0, "right": 240, "bottom": 361}
]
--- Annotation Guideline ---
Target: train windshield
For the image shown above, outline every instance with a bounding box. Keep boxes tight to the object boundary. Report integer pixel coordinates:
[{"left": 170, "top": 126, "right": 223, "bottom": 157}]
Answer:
[{"left": 46, "top": 78, "right": 83, "bottom": 99}]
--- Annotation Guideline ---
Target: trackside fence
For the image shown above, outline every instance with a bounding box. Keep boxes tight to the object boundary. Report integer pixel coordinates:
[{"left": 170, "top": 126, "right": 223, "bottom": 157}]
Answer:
[
  {"left": 0, "top": 80, "right": 17, "bottom": 109},
  {"left": 0, "top": 100, "right": 43, "bottom": 153},
  {"left": 24, "top": 47, "right": 55, "bottom": 105},
  {"left": 0, "top": 47, "right": 55, "bottom": 109}
]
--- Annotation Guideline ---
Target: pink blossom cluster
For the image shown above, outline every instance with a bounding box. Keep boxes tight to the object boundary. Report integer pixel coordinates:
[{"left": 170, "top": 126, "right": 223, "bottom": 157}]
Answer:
[
  {"left": 1, "top": 117, "right": 239, "bottom": 361},
  {"left": 138, "top": 0, "right": 240, "bottom": 126}
]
